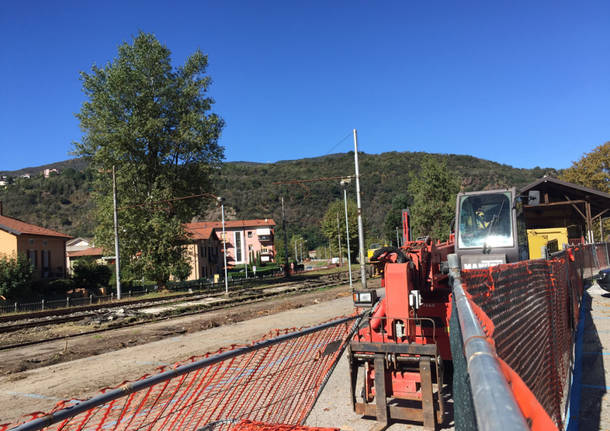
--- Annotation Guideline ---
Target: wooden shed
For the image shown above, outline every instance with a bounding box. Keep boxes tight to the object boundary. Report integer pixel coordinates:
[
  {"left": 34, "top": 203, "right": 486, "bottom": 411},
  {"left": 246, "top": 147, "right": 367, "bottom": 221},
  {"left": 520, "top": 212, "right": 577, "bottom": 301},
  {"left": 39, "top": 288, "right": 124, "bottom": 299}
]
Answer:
[{"left": 519, "top": 177, "right": 610, "bottom": 244}]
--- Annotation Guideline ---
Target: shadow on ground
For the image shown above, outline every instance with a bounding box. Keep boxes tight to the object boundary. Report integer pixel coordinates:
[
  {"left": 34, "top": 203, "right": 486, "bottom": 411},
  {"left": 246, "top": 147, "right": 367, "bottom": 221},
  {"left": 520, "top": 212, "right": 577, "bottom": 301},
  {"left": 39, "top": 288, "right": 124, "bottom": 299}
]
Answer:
[{"left": 576, "top": 289, "right": 607, "bottom": 430}]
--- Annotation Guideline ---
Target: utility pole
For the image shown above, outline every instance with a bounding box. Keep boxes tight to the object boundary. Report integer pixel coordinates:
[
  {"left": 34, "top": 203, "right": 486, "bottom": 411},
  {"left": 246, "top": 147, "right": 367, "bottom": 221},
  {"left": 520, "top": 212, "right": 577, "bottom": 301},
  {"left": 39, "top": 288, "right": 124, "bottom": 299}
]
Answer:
[
  {"left": 112, "top": 166, "right": 122, "bottom": 300},
  {"left": 294, "top": 241, "right": 298, "bottom": 264},
  {"left": 218, "top": 197, "right": 228, "bottom": 295},
  {"left": 281, "top": 197, "right": 290, "bottom": 276},
  {"left": 353, "top": 129, "right": 367, "bottom": 289},
  {"left": 299, "top": 239, "right": 303, "bottom": 262}
]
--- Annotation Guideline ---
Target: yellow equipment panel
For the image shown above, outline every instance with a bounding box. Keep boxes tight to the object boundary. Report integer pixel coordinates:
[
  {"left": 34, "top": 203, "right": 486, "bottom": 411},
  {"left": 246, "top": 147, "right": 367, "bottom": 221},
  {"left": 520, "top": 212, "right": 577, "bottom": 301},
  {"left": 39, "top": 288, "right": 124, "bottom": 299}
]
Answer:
[{"left": 527, "top": 228, "right": 569, "bottom": 259}]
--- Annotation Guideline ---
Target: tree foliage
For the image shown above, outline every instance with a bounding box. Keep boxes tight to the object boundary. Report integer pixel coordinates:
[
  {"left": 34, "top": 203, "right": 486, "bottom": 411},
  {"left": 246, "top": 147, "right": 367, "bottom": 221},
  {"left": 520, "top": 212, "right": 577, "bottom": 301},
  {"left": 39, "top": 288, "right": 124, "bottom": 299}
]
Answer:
[
  {"left": 73, "top": 32, "right": 224, "bottom": 287},
  {"left": 72, "top": 259, "right": 112, "bottom": 292},
  {"left": 0, "top": 254, "right": 33, "bottom": 300},
  {"left": 2, "top": 151, "right": 556, "bottom": 248},
  {"left": 383, "top": 193, "right": 410, "bottom": 245},
  {"left": 321, "top": 199, "right": 358, "bottom": 261},
  {"left": 408, "top": 157, "right": 459, "bottom": 241},
  {"left": 561, "top": 142, "right": 610, "bottom": 193},
  {"left": 561, "top": 142, "right": 610, "bottom": 239}
]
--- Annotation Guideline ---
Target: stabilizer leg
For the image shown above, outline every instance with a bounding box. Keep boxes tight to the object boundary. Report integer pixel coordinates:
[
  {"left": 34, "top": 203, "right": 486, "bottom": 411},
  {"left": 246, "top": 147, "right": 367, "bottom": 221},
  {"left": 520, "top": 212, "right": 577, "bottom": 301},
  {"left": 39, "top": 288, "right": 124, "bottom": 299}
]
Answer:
[{"left": 373, "top": 353, "right": 389, "bottom": 431}]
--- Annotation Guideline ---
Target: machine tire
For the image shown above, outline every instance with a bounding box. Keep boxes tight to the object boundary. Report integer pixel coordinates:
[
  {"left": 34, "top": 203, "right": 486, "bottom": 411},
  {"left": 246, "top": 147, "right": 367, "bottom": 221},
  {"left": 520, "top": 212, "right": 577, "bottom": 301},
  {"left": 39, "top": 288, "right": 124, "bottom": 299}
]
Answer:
[{"left": 371, "top": 246, "right": 409, "bottom": 263}]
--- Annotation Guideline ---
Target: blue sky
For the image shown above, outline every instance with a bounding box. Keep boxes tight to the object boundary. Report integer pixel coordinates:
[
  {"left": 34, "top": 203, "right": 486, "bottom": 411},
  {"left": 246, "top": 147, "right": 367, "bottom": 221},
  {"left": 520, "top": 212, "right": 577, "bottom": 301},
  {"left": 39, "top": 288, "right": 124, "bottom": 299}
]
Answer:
[{"left": 1, "top": 1, "right": 608, "bottom": 171}]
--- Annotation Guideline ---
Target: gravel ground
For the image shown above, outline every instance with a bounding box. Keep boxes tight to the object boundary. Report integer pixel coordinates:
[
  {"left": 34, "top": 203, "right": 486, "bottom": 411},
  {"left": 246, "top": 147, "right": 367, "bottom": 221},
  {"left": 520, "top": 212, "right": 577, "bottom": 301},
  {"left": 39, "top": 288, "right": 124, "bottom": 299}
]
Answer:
[
  {"left": 306, "top": 351, "right": 455, "bottom": 431},
  {"left": 0, "top": 286, "right": 358, "bottom": 424}
]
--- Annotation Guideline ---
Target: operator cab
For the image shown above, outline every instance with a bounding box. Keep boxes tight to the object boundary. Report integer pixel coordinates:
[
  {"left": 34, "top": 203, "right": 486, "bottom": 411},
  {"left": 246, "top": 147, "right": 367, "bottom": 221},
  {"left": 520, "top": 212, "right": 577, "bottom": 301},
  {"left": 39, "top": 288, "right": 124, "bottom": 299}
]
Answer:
[{"left": 455, "top": 188, "right": 527, "bottom": 269}]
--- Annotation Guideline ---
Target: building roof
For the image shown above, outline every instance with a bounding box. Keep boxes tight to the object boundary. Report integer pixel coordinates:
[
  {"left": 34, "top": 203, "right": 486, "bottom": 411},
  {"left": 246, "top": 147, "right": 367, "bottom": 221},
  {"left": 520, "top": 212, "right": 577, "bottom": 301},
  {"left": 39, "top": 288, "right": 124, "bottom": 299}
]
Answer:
[
  {"left": 519, "top": 176, "right": 610, "bottom": 202},
  {"left": 66, "top": 237, "right": 92, "bottom": 248},
  {"left": 67, "top": 247, "right": 104, "bottom": 258},
  {"left": 0, "top": 215, "right": 72, "bottom": 239},
  {"left": 185, "top": 219, "right": 276, "bottom": 231},
  {"left": 183, "top": 225, "right": 220, "bottom": 241}
]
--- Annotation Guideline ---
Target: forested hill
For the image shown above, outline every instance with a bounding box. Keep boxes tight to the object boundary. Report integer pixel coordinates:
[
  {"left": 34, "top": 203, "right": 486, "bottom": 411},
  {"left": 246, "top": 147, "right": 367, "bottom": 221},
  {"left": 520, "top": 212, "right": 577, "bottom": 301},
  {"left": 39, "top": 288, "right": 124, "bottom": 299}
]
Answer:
[{"left": 0, "top": 151, "right": 557, "bottom": 246}]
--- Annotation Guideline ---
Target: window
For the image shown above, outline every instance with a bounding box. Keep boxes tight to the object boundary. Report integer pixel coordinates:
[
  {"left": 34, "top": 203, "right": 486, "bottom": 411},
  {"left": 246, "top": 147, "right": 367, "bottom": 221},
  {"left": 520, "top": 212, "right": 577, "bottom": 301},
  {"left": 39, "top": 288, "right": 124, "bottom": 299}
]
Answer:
[
  {"left": 27, "top": 250, "right": 37, "bottom": 268},
  {"left": 29, "top": 238, "right": 34, "bottom": 246},
  {"left": 42, "top": 250, "right": 51, "bottom": 277},
  {"left": 235, "top": 231, "right": 242, "bottom": 262},
  {"left": 248, "top": 231, "right": 252, "bottom": 238},
  {"left": 458, "top": 192, "right": 513, "bottom": 249}
]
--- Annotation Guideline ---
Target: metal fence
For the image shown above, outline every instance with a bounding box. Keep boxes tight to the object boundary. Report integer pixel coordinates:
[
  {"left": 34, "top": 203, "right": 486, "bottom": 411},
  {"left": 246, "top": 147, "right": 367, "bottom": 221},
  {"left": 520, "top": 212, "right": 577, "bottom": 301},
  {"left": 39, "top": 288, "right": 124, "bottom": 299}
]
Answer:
[
  {"left": 454, "top": 243, "right": 608, "bottom": 431},
  {"left": 0, "top": 271, "right": 286, "bottom": 315},
  {"left": 1, "top": 314, "right": 361, "bottom": 431}
]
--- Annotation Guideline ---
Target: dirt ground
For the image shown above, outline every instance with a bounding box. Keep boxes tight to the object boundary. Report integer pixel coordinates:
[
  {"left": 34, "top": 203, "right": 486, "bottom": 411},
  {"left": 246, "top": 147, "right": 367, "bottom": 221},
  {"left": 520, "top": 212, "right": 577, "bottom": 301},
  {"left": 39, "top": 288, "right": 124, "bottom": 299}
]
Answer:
[
  {"left": 0, "top": 281, "right": 375, "bottom": 424},
  {"left": 0, "top": 284, "right": 359, "bottom": 376}
]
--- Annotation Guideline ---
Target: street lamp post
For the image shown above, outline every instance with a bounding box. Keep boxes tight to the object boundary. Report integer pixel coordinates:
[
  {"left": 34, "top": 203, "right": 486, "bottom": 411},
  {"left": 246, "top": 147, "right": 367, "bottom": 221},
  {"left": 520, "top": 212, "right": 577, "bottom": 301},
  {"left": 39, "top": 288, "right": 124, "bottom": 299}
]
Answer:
[
  {"left": 340, "top": 178, "right": 353, "bottom": 289},
  {"left": 217, "top": 197, "right": 229, "bottom": 295},
  {"left": 337, "top": 212, "right": 342, "bottom": 266}
]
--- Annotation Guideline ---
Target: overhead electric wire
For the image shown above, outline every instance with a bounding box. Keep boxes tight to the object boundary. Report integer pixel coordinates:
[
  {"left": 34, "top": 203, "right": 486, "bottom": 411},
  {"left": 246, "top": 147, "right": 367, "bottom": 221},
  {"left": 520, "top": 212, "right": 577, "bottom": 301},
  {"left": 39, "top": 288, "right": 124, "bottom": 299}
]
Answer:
[
  {"left": 272, "top": 175, "right": 355, "bottom": 186},
  {"left": 118, "top": 192, "right": 219, "bottom": 210},
  {"left": 324, "top": 131, "right": 352, "bottom": 155}
]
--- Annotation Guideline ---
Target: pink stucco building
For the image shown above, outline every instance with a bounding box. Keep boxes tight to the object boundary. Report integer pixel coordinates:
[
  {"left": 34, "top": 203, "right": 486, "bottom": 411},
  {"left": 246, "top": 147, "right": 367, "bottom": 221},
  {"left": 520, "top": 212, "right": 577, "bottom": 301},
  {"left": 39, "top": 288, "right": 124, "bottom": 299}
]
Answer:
[{"left": 183, "top": 219, "right": 275, "bottom": 267}]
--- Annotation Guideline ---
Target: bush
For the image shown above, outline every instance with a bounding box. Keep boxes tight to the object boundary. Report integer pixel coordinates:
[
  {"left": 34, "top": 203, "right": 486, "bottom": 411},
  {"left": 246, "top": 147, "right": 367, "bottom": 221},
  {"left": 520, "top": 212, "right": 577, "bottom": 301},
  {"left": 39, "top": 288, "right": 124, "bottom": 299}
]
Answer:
[
  {"left": 72, "top": 259, "right": 112, "bottom": 293},
  {"left": 0, "top": 254, "right": 34, "bottom": 300},
  {"left": 46, "top": 278, "right": 76, "bottom": 297}
]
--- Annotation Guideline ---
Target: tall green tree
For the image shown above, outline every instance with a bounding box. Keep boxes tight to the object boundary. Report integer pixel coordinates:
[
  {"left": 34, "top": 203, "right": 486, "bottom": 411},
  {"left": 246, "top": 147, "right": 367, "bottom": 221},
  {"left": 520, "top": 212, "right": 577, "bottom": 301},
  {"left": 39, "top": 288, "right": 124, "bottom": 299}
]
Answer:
[
  {"left": 74, "top": 32, "right": 224, "bottom": 288},
  {"left": 561, "top": 142, "right": 609, "bottom": 193},
  {"left": 561, "top": 142, "right": 610, "bottom": 239},
  {"left": 383, "top": 193, "right": 411, "bottom": 245},
  {"left": 408, "top": 157, "right": 459, "bottom": 241},
  {"left": 274, "top": 234, "right": 286, "bottom": 266},
  {"left": 321, "top": 199, "right": 358, "bottom": 262}
]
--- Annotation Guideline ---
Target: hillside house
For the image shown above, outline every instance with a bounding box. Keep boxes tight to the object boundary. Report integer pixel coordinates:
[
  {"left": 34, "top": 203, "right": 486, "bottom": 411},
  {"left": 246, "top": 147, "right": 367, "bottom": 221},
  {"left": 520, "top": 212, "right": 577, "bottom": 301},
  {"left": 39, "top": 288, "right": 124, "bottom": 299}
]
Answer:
[
  {"left": 182, "top": 225, "right": 222, "bottom": 280},
  {"left": 42, "top": 168, "right": 59, "bottom": 178},
  {"left": 66, "top": 238, "right": 105, "bottom": 274},
  {"left": 184, "top": 219, "right": 276, "bottom": 267},
  {"left": 0, "top": 203, "right": 71, "bottom": 278}
]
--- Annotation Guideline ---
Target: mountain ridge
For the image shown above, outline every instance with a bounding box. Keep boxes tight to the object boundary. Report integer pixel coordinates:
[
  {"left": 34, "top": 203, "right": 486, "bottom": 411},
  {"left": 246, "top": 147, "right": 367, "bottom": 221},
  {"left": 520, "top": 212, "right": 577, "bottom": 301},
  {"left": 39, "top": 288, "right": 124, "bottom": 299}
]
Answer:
[{"left": 0, "top": 151, "right": 558, "bottom": 247}]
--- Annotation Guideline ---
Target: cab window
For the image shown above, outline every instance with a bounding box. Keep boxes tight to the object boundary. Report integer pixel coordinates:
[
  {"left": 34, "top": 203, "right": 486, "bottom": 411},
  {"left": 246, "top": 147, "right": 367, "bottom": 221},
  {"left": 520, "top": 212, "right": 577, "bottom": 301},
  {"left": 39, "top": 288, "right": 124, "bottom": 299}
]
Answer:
[{"left": 458, "top": 192, "right": 513, "bottom": 249}]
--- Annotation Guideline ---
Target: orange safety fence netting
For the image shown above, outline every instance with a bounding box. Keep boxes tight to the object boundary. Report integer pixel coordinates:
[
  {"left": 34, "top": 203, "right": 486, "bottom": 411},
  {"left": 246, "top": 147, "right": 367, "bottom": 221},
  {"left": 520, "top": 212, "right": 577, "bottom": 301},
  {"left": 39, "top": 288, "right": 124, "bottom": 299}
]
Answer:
[
  {"left": 460, "top": 243, "right": 606, "bottom": 429},
  {"left": 1, "top": 315, "right": 361, "bottom": 431}
]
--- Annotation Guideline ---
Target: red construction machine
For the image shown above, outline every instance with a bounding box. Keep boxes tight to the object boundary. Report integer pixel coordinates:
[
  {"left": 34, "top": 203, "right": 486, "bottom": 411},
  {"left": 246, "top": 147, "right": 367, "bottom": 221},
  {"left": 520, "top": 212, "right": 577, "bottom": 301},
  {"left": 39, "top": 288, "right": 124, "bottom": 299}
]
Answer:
[{"left": 348, "top": 187, "right": 525, "bottom": 429}]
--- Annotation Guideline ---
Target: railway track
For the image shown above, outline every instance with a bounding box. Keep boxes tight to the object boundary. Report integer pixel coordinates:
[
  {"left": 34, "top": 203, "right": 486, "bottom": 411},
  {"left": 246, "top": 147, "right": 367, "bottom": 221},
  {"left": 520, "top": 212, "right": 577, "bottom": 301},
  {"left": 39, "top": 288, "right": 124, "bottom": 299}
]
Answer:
[
  {"left": 0, "top": 272, "right": 349, "bottom": 351},
  {"left": 0, "top": 271, "right": 348, "bottom": 328}
]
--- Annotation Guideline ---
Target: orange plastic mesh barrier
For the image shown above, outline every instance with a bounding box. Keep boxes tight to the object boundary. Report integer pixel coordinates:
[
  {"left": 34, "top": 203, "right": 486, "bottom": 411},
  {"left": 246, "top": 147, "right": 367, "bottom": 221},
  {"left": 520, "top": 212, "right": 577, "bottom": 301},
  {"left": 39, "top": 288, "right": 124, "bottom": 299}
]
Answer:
[
  {"left": 460, "top": 243, "right": 606, "bottom": 429},
  {"left": 2, "top": 315, "right": 360, "bottom": 431},
  {"left": 230, "top": 419, "right": 339, "bottom": 431}
]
